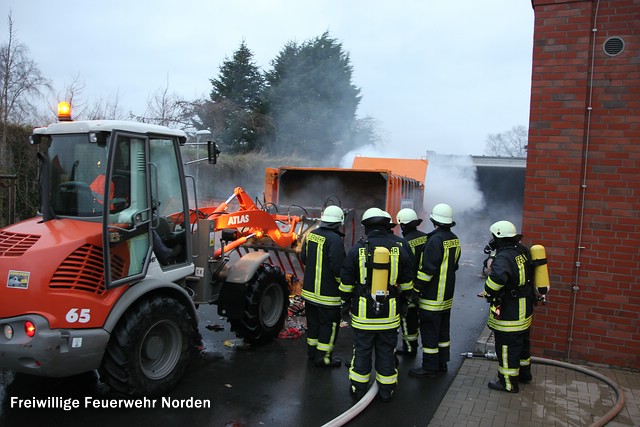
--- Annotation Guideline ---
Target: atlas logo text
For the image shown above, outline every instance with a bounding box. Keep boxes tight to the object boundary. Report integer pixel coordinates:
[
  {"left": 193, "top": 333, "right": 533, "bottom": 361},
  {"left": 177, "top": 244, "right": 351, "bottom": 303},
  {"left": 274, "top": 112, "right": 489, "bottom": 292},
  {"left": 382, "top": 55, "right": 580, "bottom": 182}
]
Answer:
[{"left": 227, "top": 214, "right": 250, "bottom": 225}]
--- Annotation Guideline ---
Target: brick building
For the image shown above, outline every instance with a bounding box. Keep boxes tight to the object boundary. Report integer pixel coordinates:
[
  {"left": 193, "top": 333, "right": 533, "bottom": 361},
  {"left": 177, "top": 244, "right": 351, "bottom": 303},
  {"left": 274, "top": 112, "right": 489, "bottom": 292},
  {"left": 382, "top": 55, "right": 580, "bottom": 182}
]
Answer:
[{"left": 525, "top": 0, "right": 639, "bottom": 369}]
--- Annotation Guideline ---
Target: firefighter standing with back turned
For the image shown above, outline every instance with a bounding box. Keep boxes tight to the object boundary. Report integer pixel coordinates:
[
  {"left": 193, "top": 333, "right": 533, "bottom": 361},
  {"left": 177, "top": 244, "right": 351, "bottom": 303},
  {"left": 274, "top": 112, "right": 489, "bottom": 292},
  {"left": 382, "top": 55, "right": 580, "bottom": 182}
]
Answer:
[
  {"left": 339, "top": 208, "right": 414, "bottom": 402},
  {"left": 482, "top": 220, "right": 549, "bottom": 393},
  {"left": 409, "top": 203, "right": 461, "bottom": 378},
  {"left": 395, "top": 208, "right": 428, "bottom": 356},
  {"left": 301, "top": 205, "right": 347, "bottom": 368}
]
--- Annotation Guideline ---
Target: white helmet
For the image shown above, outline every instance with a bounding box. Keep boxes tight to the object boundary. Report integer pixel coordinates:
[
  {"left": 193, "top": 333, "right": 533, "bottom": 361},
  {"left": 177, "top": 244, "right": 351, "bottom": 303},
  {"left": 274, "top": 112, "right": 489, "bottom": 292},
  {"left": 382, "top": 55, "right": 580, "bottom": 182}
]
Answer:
[
  {"left": 361, "top": 207, "right": 388, "bottom": 226},
  {"left": 430, "top": 203, "right": 455, "bottom": 226},
  {"left": 396, "top": 208, "right": 419, "bottom": 225},
  {"left": 489, "top": 220, "right": 519, "bottom": 238},
  {"left": 321, "top": 205, "right": 344, "bottom": 224}
]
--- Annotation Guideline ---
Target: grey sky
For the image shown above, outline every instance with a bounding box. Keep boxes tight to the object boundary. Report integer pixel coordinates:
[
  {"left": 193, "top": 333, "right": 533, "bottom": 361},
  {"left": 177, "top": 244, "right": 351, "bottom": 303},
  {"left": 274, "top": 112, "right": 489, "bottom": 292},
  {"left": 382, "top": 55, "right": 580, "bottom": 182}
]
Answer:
[{"left": 1, "top": 1, "right": 534, "bottom": 157}]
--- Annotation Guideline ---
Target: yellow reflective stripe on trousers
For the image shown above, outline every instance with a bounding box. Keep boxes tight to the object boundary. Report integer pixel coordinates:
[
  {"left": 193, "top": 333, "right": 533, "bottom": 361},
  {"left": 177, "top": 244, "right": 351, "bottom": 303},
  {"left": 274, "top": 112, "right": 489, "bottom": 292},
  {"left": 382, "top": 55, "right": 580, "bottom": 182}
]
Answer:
[
  {"left": 376, "top": 370, "right": 398, "bottom": 385},
  {"left": 423, "top": 347, "right": 438, "bottom": 355},
  {"left": 349, "top": 368, "right": 370, "bottom": 384},
  {"left": 317, "top": 321, "right": 338, "bottom": 352}
]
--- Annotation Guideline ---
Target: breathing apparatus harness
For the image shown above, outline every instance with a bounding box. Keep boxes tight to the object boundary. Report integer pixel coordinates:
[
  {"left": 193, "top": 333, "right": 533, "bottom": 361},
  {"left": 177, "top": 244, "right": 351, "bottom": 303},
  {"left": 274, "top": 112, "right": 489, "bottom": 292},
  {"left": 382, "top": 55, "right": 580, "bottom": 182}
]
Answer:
[{"left": 357, "top": 237, "right": 399, "bottom": 316}]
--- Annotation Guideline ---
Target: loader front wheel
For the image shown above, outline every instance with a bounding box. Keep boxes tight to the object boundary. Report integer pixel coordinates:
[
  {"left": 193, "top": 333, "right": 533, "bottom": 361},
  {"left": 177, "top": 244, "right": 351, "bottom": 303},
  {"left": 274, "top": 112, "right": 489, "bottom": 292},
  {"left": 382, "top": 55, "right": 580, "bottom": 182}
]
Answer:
[
  {"left": 230, "top": 264, "right": 288, "bottom": 344},
  {"left": 99, "top": 295, "right": 197, "bottom": 397}
]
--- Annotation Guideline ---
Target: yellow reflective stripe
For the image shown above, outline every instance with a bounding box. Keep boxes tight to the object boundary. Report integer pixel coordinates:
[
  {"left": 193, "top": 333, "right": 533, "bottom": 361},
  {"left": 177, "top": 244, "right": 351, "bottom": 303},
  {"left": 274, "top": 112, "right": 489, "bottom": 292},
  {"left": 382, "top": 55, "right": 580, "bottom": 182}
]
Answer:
[
  {"left": 515, "top": 253, "right": 527, "bottom": 286},
  {"left": 398, "top": 281, "right": 413, "bottom": 292},
  {"left": 520, "top": 358, "right": 531, "bottom": 367},
  {"left": 438, "top": 341, "right": 450, "bottom": 348},
  {"left": 389, "top": 246, "right": 399, "bottom": 285},
  {"left": 487, "top": 315, "right": 532, "bottom": 332},
  {"left": 307, "top": 338, "right": 318, "bottom": 346},
  {"left": 417, "top": 271, "right": 432, "bottom": 281},
  {"left": 351, "top": 317, "right": 401, "bottom": 330},
  {"left": 519, "top": 296, "right": 526, "bottom": 319},
  {"left": 409, "top": 236, "right": 427, "bottom": 252},
  {"left": 485, "top": 276, "right": 502, "bottom": 292},
  {"left": 317, "top": 321, "right": 338, "bottom": 352},
  {"left": 349, "top": 369, "right": 370, "bottom": 384},
  {"left": 301, "top": 289, "right": 341, "bottom": 306},
  {"left": 423, "top": 347, "right": 439, "bottom": 354},
  {"left": 358, "top": 247, "right": 367, "bottom": 284},
  {"left": 376, "top": 370, "right": 398, "bottom": 385},
  {"left": 339, "top": 282, "right": 354, "bottom": 293},
  {"left": 418, "top": 298, "right": 453, "bottom": 311},
  {"left": 499, "top": 366, "right": 520, "bottom": 376}
]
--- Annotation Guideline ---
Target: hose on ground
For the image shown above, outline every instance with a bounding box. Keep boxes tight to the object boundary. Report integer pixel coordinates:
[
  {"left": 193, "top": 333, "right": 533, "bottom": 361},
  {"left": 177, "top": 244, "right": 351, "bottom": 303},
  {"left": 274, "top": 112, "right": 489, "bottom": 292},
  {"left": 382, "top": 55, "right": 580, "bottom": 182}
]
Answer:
[
  {"left": 530, "top": 356, "right": 625, "bottom": 427},
  {"left": 320, "top": 382, "right": 379, "bottom": 427}
]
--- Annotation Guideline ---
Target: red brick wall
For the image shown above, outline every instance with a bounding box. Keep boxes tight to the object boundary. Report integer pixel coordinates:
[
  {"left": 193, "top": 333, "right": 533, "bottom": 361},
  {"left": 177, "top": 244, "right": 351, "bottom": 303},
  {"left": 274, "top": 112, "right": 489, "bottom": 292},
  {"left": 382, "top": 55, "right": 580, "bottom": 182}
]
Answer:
[{"left": 525, "top": 0, "right": 639, "bottom": 369}]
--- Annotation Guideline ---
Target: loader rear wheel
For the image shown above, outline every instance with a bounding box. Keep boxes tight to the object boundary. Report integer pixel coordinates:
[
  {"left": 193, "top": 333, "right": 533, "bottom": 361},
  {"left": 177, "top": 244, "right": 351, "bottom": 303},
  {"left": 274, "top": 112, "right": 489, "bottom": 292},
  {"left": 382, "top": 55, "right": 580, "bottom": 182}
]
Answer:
[
  {"left": 230, "top": 264, "right": 288, "bottom": 344},
  {"left": 99, "top": 295, "right": 197, "bottom": 397}
]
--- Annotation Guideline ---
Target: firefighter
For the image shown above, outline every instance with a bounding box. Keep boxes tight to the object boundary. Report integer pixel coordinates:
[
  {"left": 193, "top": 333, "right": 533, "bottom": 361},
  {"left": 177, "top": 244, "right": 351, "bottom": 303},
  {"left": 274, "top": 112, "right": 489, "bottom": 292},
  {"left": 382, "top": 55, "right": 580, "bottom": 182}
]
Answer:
[
  {"left": 395, "top": 208, "right": 427, "bottom": 356},
  {"left": 301, "top": 205, "right": 347, "bottom": 368},
  {"left": 340, "top": 207, "right": 414, "bottom": 402},
  {"left": 409, "top": 203, "right": 461, "bottom": 378},
  {"left": 483, "top": 220, "right": 538, "bottom": 393}
]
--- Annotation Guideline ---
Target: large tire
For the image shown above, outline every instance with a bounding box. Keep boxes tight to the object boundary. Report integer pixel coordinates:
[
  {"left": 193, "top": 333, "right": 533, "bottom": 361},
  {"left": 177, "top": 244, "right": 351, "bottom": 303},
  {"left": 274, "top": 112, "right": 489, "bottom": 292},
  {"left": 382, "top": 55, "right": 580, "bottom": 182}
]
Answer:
[
  {"left": 230, "top": 264, "right": 289, "bottom": 344},
  {"left": 99, "top": 295, "right": 197, "bottom": 397}
]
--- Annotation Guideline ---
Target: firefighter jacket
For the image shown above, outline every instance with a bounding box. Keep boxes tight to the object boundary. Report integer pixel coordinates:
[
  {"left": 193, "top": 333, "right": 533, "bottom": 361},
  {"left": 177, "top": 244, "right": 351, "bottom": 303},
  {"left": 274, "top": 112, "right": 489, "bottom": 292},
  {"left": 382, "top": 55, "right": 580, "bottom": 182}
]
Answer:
[
  {"left": 401, "top": 227, "right": 428, "bottom": 275},
  {"left": 339, "top": 227, "right": 414, "bottom": 331},
  {"left": 301, "top": 224, "right": 346, "bottom": 307},
  {"left": 484, "top": 242, "right": 533, "bottom": 333},
  {"left": 415, "top": 227, "right": 460, "bottom": 311}
]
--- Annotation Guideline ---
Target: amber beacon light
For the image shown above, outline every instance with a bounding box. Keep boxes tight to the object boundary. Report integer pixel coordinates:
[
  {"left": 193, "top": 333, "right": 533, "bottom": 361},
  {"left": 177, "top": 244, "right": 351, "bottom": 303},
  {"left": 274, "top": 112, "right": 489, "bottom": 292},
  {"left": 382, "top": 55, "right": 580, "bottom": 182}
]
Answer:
[{"left": 57, "top": 101, "right": 72, "bottom": 121}]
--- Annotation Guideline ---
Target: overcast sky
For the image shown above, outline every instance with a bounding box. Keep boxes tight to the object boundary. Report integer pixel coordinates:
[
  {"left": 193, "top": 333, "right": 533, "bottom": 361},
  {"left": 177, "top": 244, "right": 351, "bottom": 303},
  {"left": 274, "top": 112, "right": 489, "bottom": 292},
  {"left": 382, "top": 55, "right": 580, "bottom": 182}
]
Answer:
[{"left": 1, "top": 1, "right": 534, "bottom": 157}]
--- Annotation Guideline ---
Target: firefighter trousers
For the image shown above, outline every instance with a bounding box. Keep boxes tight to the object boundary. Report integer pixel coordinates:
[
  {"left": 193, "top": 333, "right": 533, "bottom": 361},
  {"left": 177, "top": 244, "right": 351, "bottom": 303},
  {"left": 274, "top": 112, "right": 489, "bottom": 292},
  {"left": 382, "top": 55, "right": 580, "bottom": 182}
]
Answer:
[
  {"left": 400, "top": 304, "right": 419, "bottom": 352},
  {"left": 305, "top": 302, "right": 341, "bottom": 363},
  {"left": 349, "top": 328, "right": 398, "bottom": 397},
  {"left": 493, "top": 328, "right": 531, "bottom": 391},
  {"left": 418, "top": 309, "right": 451, "bottom": 371}
]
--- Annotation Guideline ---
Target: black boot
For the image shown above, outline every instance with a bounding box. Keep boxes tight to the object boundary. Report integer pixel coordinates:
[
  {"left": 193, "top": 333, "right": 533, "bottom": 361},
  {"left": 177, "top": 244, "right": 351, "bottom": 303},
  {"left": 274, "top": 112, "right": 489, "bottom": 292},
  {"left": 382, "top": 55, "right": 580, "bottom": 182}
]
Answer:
[
  {"left": 488, "top": 378, "right": 519, "bottom": 393},
  {"left": 409, "top": 367, "right": 438, "bottom": 378},
  {"left": 315, "top": 356, "right": 342, "bottom": 368}
]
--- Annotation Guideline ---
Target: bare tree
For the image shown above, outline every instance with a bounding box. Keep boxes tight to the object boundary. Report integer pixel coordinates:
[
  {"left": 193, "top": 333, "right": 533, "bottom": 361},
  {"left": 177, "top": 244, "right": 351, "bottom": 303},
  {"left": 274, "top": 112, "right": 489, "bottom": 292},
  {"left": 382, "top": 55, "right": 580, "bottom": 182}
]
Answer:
[
  {"left": 0, "top": 11, "right": 50, "bottom": 172},
  {"left": 484, "top": 125, "right": 528, "bottom": 157},
  {"left": 137, "top": 78, "right": 189, "bottom": 128}
]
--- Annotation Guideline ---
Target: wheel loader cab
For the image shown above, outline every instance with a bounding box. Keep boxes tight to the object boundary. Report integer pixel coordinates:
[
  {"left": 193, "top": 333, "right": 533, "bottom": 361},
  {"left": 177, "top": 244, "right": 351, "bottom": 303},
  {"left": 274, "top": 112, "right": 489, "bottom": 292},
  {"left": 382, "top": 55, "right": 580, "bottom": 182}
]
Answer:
[{"left": 33, "top": 120, "right": 192, "bottom": 289}]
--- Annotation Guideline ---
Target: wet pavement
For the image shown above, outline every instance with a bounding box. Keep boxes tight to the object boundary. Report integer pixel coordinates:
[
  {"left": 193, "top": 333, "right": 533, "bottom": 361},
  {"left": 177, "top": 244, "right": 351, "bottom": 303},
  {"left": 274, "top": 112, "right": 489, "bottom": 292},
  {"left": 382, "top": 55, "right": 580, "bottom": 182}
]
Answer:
[{"left": 429, "top": 350, "right": 640, "bottom": 426}]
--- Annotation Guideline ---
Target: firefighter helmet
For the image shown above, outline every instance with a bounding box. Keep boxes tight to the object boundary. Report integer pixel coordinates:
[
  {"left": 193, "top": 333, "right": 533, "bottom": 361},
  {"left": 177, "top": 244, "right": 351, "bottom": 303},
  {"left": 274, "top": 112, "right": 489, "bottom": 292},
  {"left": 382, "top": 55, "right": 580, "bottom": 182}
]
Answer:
[
  {"left": 382, "top": 210, "right": 397, "bottom": 227},
  {"left": 321, "top": 205, "right": 344, "bottom": 224},
  {"left": 430, "top": 203, "right": 455, "bottom": 226},
  {"left": 396, "top": 208, "right": 422, "bottom": 225},
  {"left": 489, "top": 220, "right": 519, "bottom": 238},
  {"left": 361, "top": 207, "right": 389, "bottom": 226}
]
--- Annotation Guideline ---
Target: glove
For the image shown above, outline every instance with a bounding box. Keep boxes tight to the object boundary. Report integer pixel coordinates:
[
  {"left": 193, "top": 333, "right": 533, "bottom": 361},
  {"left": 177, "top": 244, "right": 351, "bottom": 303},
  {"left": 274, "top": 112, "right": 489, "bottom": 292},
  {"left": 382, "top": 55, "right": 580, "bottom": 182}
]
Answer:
[{"left": 410, "top": 288, "right": 420, "bottom": 305}]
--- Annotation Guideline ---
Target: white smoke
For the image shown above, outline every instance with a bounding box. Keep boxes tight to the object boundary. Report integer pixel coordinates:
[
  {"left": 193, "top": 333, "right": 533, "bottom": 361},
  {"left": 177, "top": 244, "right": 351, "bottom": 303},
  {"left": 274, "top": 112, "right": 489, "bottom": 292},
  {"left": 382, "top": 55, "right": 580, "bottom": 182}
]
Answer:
[{"left": 423, "top": 153, "right": 484, "bottom": 216}]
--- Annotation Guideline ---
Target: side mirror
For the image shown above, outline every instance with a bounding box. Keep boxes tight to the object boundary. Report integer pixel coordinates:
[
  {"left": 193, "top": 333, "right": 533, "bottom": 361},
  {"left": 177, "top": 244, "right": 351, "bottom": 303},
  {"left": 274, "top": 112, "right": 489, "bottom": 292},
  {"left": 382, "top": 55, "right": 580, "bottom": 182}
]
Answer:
[{"left": 207, "top": 141, "right": 220, "bottom": 164}]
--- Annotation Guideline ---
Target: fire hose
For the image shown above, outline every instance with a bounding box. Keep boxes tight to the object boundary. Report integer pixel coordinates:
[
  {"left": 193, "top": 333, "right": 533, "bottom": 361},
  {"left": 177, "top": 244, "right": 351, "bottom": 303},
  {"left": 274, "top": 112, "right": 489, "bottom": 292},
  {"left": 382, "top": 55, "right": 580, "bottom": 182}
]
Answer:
[{"left": 320, "top": 382, "right": 379, "bottom": 427}]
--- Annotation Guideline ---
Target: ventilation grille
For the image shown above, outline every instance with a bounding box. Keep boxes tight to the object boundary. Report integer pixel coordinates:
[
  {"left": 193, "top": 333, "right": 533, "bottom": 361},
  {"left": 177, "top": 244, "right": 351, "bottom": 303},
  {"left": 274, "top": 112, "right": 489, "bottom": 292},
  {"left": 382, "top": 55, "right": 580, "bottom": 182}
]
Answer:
[
  {"left": 603, "top": 37, "right": 624, "bottom": 56},
  {"left": 0, "top": 231, "right": 40, "bottom": 257},
  {"left": 50, "top": 244, "right": 126, "bottom": 294}
]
